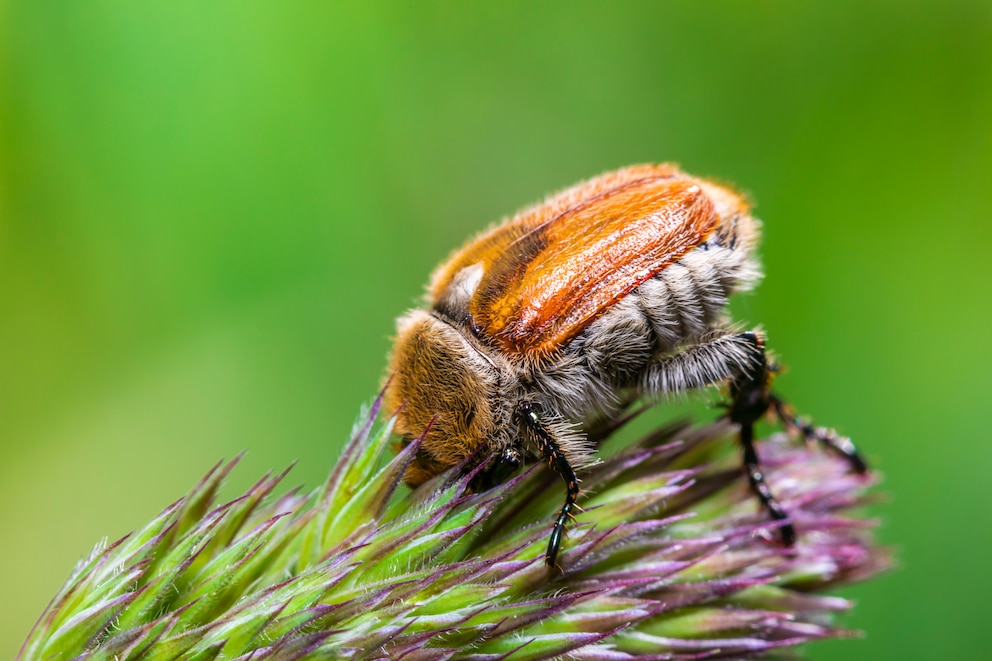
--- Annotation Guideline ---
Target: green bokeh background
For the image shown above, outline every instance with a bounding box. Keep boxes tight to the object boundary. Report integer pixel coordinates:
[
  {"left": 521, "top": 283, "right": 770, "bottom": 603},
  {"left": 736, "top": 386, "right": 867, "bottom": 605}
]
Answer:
[{"left": 2, "top": 2, "right": 990, "bottom": 658}]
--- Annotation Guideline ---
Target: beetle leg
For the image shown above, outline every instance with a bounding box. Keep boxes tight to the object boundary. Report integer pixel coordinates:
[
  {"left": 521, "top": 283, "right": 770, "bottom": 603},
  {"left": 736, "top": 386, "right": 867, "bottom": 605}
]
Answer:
[
  {"left": 515, "top": 403, "right": 580, "bottom": 570},
  {"left": 641, "top": 330, "right": 866, "bottom": 544},
  {"left": 769, "top": 396, "right": 868, "bottom": 474},
  {"left": 725, "top": 332, "right": 796, "bottom": 545},
  {"left": 726, "top": 333, "right": 869, "bottom": 543},
  {"left": 640, "top": 330, "right": 792, "bottom": 543},
  {"left": 471, "top": 447, "right": 523, "bottom": 491}
]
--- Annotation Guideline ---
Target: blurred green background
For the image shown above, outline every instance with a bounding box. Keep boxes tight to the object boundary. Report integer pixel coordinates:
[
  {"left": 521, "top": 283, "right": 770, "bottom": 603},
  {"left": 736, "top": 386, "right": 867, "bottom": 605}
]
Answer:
[{"left": 2, "top": 2, "right": 990, "bottom": 658}]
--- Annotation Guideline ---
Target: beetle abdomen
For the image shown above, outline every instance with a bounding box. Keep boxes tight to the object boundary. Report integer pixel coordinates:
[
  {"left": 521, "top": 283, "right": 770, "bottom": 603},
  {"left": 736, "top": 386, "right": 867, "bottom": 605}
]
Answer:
[
  {"left": 578, "top": 220, "right": 760, "bottom": 383},
  {"left": 639, "top": 237, "right": 761, "bottom": 353}
]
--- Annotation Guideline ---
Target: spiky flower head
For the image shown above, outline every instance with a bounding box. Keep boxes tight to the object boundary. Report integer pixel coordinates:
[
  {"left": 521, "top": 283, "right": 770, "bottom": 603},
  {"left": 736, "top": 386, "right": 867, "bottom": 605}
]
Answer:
[{"left": 19, "top": 396, "right": 887, "bottom": 660}]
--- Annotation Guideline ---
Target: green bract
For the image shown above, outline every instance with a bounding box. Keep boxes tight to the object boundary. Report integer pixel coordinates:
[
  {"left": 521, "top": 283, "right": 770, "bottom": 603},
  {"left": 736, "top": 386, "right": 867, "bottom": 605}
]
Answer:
[{"left": 19, "top": 397, "right": 887, "bottom": 660}]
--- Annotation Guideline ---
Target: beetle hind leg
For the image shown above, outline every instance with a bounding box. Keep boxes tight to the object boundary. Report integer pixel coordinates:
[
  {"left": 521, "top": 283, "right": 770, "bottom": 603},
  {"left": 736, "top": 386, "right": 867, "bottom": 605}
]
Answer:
[
  {"left": 769, "top": 396, "right": 868, "bottom": 474},
  {"left": 726, "top": 333, "right": 796, "bottom": 545},
  {"left": 639, "top": 330, "right": 796, "bottom": 544},
  {"left": 727, "top": 333, "right": 869, "bottom": 545}
]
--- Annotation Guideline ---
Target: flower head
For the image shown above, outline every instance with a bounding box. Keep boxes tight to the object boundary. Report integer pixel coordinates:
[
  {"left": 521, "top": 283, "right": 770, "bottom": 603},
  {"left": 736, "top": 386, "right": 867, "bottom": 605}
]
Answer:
[{"left": 19, "top": 396, "right": 887, "bottom": 660}]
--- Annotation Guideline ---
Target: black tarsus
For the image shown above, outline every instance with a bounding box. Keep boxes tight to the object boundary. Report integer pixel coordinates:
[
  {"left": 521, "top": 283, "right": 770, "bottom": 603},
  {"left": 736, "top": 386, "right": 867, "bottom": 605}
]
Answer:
[
  {"left": 739, "top": 416, "right": 795, "bottom": 545},
  {"left": 770, "top": 396, "right": 869, "bottom": 474},
  {"left": 516, "top": 402, "right": 579, "bottom": 570},
  {"left": 728, "top": 331, "right": 868, "bottom": 546}
]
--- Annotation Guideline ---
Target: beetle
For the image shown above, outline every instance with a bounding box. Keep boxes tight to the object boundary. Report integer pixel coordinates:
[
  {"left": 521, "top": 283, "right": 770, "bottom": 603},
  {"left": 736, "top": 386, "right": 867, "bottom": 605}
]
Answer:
[{"left": 383, "top": 164, "right": 867, "bottom": 568}]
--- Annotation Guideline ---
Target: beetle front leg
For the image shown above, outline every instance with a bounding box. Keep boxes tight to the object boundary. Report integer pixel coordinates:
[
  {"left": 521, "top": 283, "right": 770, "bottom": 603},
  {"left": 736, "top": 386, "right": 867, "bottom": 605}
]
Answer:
[
  {"left": 471, "top": 446, "right": 523, "bottom": 491},
  {"left": 515, "top": 402, "right": 580, "bottom": 570}
]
